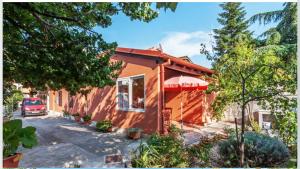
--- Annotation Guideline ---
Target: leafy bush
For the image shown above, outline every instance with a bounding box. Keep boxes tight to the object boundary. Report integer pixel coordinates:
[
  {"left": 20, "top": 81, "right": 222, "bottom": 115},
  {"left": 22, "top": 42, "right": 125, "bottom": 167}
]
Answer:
[
  {"left": 131, "top": 134, "right": 188, "bottom": 168},
  {"left": 187, "top": 141, "right": 213, "bottom": 167},
  {"left": 3, "top": 119, "right": 38, "bottom": 158},
  {"left": 275, "top": 111, "right": 297, "bottom": 146},
  {"left": 4, "top": 88, "right": 23, "bottom": 120},
  {"left": 96, "top": 120, "right": 112, "bottom": 132},
  {"left": 63, "top": 110, "right": 70, "bottom": 117},
  {"left": 210, "top": 132, "right": 290, "bottom": 167},
  {"left": 82, "top": 114, "right": 91, "bottom": 122},
  {"left": 168, "top": 124, "right": 183, "bottom": 134},
  {"left": 72, "top": 113, "right": 80, "bottom": 117},
  {"left": 187, "top": 134, "right": 228, "bottom": 167}
]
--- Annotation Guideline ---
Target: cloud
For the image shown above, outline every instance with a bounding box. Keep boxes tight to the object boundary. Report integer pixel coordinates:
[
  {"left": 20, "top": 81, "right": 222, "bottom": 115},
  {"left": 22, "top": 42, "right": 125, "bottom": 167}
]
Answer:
[{"left": 158, "top": 31, "right": 213, "bottom": 57}]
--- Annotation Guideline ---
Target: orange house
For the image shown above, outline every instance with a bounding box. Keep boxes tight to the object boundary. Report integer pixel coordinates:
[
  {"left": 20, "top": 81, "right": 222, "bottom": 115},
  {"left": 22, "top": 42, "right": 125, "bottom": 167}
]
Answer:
[{"left": 48, "top": 47, "right": 216, "bottom": 134}]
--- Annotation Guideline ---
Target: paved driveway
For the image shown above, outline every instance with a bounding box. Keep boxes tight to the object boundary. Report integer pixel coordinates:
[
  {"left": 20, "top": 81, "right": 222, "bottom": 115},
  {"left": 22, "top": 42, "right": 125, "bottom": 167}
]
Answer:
[{"left": 14, "top": 111, "right": 138, "bottom": 168}]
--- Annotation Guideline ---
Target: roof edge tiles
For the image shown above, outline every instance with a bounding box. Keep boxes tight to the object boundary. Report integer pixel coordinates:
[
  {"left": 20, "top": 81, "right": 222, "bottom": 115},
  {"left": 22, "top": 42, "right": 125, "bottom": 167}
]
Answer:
[{"left": 116, "top": 47, "right": 214, "bottom": 74}]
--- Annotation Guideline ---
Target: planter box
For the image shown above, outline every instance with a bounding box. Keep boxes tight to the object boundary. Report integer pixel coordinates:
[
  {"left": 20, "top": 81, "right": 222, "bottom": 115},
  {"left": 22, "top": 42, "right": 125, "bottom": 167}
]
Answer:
[
  {"left": 3, "top": 153, "right": 22, "bottom": 168},
  {"left": 127, "top": 129, "right": 142, "bottom": 140},
  {"left": 74, "top": 116, "right": 81, "bottom": 122},
  {"left": 82, "top": 121, "right": 91, "bottom": 125}
]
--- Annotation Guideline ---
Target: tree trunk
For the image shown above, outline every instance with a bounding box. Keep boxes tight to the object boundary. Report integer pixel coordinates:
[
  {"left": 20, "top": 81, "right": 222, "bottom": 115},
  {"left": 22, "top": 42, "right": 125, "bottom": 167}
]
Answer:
[{"left": 240, "top": 80, "right": 246, "bottom": 167}]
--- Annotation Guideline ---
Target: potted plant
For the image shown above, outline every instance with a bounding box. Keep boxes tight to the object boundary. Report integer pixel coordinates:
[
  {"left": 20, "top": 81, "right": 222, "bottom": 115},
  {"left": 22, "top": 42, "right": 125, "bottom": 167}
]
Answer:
[
  {"left": 168, "top": 124, "right": 182, "bottom": 138},
  {"left": 63, "top": 110, "right": 70, "bottom": 119},
  {"left": 3, "top": 119, "right": 38, "bottom": 168},
  {"left": 72, "top": 113, "right": 81, "bottom": 122},
  {"left": 96, "top": 120, "right": 113, "bottom": 132},
  {"left": 127, "top": 128, "right": 142, "bottom": 140},
  {"left": 82, "top": 114, "right": 92, "bottom": 125}
]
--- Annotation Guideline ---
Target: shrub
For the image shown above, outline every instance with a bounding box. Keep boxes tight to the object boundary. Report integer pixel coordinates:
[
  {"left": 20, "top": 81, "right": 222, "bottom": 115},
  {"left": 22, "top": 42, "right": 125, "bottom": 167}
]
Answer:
[
  {"left": 96, "top": 120, "right": 112, "bottom": 132},
  {"left": 3, "top": 119, "right": 38, "bottom": 158},
  {"left": 63, "top": 110, "right": 70, "bottom": 117},
  {"left": 131, "top": 133, "right": 188, "bottom": 168},
  {"left": 210, "top": 132, "right": 290, "bottom": 167},
  {"left": 169, "top": 124, "right": 182, "bottom": 134},
  {"left": 187, "top": 134, "right": 227, "bottom": 167},
  {"left": 187, "top": 141, "right": 213, "bottom": 167},
  {"left": 72, "top": 113, "right": 80, "bottom": 117},
  {"left": 82, "top": 114, "right": 91, "bottom": 122}
]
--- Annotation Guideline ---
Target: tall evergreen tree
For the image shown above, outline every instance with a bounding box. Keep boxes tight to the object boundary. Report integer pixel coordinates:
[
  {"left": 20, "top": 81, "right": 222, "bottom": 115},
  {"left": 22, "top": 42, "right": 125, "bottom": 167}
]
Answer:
[
  {"left": 213, "top": 3, "right": 251, "bottom": 62},
  {"left": 249, "top": 2, "right": 297, "bottom": 44}
]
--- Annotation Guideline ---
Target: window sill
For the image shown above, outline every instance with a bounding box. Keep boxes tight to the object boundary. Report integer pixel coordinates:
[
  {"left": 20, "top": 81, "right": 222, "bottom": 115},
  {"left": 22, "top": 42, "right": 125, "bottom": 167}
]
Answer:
[{"left": 117, "top": 108, "right": 145, "bottom": 113}]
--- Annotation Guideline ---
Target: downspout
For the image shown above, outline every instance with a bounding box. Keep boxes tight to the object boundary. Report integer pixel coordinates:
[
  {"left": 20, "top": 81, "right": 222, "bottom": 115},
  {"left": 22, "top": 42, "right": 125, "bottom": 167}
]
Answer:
[{"left": 159, "top": 59, "right": 171, "bottom": 134}]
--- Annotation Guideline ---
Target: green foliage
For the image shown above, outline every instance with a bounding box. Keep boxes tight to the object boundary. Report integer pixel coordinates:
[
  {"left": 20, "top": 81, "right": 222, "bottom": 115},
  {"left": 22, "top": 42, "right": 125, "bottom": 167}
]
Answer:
[
  {"left": 187, "top": 136, "right": 221, "bottom": 167},
  {"left": 3, "top": 119, "right": 38, "bottom": 158},
  {"left": 168, "top": 124, "right": 182, "bottom": 135},
  {"left": 249, "top": 2, "right": 297, "bottom": 44},
  {"left": 3, "top": 2, "right": 177, "bottom": 94},
  {"left": 248, "top": 114, "right": 261, "bottom": 133},
  {"left": 131, "top": 134, "right": 188, "bottom": 168},
  {"left": 249, "top": 120, "right": 261, "bottom": 133},
  {"left": 96, "top": 120, "right": 112, "bottom": 132},
  {"left": 214, "top": 132, "right": 290, "bottom": 167},
  {"left": 72, "top": 113, "right": 80, "bottom": 117},
  {"left": 82, "top": 114, "right": 92, "bottom": 122},
  {"left": 188, "top": 143, "right": 212, "bottom": 167},
  {"left": 274, "top": 111, "right": 297, "bottom": 146},
  {"left": 63, "top": 110, "right": 70, "bottom": 117},
  {"left": 249, "top": 2, "right": 297, "bottom": 147},
  {"left": 223, "top": 126, "right": 236, "bottom": 136},
  {"left": 212, "top": 2, "right": 251, "bottom": 59},
  {"left": 3, "top": 84, "right": 24, "bottom": 119}
]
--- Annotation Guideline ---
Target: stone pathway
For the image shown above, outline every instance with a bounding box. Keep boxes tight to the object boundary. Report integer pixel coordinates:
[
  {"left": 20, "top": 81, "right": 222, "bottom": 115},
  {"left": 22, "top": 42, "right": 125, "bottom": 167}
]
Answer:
[
  {"left": 13, "top": 111, "right": 139, "bottom": 168},
  {"left": 172, "top": 121, "right": 236, "bottom": 146}
]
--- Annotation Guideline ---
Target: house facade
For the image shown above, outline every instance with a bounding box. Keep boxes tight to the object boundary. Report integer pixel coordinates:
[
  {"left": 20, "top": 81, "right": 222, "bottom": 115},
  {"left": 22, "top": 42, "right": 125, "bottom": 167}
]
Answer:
[{"left": 48, "top": 47, "right": 216, "bottom": 134}]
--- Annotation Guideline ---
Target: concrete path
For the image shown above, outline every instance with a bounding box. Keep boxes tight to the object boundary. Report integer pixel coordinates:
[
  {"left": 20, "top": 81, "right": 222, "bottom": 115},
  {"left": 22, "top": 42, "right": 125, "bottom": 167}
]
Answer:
[
  {"left": 13, "top": 111, "right": 138, "bottom": 168},
  {"left": 172, "top": 121, "right": 236, "bottom": 146}
]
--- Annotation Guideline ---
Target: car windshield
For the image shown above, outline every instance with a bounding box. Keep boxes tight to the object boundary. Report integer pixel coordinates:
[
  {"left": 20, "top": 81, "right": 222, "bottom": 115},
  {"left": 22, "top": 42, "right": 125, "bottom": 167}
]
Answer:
[{"left": 24, "top": 100, "right": 43, "bottom": 105}]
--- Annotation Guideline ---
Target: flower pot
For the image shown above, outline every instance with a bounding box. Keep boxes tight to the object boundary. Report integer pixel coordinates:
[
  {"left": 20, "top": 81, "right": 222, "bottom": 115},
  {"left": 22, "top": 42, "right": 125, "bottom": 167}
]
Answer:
[
  {"left": 74, "top": 116, "right": 81, "bottom": 122},
  {"left": 3, "top": 153, "right": 22, "bottom": 168},
  {"left": 128, "top": 130, "right": 141, "bottom": 140},
  {"left": 82, "top": 121, "right": 91, "bottom": 125},
  {"left": 107, "top": 127, "right": 113, "bottom": 132}
]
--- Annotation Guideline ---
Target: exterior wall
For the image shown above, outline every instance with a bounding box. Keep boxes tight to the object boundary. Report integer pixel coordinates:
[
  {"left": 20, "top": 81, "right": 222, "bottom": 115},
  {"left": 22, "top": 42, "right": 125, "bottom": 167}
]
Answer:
[
  {"left": 49, "top": 53, "right": 159, "bottom": 134},
  {"left": 164, "top": 69, "right": 216, "bottom": 125},
  {"left": 49, "top": 89, "right": 69, "bottom": 113}
]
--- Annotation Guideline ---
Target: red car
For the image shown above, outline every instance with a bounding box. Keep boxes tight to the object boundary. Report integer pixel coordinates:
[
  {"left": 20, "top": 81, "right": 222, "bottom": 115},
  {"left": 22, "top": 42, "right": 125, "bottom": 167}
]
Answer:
[{"left": 21, "top": 98, "right": 47, "bottom": 117}]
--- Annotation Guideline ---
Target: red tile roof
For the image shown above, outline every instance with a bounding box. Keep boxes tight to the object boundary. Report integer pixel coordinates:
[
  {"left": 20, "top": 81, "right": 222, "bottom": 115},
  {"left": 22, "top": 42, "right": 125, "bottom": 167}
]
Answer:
[{"left": 116, "top": 47, "right": 214, "bottom": 74}]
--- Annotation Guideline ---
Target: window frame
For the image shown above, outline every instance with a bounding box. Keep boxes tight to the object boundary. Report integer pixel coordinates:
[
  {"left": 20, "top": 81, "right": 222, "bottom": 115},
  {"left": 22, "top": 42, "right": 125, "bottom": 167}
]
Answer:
[
  {"left": 116, "top": 74, "right": 146, "bottom": 112},
  {"left": 58, "top": 91, "right": 62, "bottom": 107}
]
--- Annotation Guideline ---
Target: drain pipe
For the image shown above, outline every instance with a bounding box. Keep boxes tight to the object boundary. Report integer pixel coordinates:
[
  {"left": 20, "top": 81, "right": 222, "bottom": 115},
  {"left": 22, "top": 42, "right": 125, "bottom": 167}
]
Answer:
[{"left": 159, "top": 59, "right": 171, "bottom": 134}]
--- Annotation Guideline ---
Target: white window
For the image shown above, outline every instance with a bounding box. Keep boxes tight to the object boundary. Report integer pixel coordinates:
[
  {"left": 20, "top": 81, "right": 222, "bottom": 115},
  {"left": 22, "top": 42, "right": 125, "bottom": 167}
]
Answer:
[{"left": 117, "top": 75, "right": 145, "bottom": 112}]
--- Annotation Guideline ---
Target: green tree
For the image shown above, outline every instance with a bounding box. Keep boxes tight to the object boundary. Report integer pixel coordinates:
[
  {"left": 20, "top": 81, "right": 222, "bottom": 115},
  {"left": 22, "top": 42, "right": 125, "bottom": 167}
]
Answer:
[
  {"left": 249, "top": 2, "right": 297, "bottom": 147},
  {"left": 249, "top": 2, "right": 297, "bottom": 44},
  {"left": 213, "top": 35, "right": 295, "bottom": 167},
  {"left": 4, "top": 2, "right": 177, "bottom": 95},
  {"left": 212, "top": 2, "right": 251, "bottom": 62},
  {"left": 202, "top": 2, "right": 297, "bottom": 167},
  {"left": 3, "top": 83, "right": 24, "bottom": 119}
]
